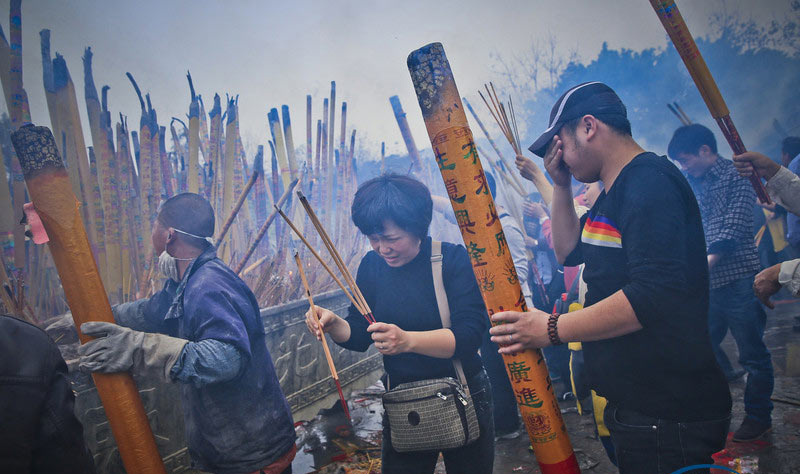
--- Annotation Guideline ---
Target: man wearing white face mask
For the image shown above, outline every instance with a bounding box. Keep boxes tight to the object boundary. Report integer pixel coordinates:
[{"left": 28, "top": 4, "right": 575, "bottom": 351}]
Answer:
[{"left": 77, "top": 193, "right": 296, "bottom": 474}]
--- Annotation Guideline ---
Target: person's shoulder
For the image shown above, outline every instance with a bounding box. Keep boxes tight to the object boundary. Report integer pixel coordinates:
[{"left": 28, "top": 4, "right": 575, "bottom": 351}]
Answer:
[
  {"left": 186, "top": 259, "right": 252, "bottom": 300},
  {"left": 0, "top": 315, "right": 61, "bottom": 375},
  {"left": 441, "top": 240, "right": 470, "bottom": 265},
  {"left": 617, "top": 152, "right": 691, "bottom": 199},
  {"left": 0, "top": 314, "right": 52, "bottom": 344}
]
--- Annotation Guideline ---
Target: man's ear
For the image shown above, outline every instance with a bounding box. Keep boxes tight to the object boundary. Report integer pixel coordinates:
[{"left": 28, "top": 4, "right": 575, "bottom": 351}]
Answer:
[{"left": 583, "top": 115, "right": 598, "bottom": 140}]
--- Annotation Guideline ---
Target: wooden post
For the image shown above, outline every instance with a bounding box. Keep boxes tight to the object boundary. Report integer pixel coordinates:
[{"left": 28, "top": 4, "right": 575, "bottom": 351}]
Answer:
[
  {"left": 407, "top": 43, "right": 580, "bottom": 474},
  {"left": 12, "top": 124, "right": 167, "bottom": 474}
]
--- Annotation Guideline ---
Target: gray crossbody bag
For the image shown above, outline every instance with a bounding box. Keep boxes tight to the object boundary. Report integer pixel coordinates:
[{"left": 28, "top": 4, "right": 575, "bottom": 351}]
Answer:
[{"left": 381, "top": 240, "right": 480, "bottom": 452}]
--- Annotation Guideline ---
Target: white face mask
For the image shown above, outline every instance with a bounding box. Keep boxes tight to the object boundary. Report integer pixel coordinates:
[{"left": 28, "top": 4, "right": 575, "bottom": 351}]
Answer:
[{"left": 158, "top": 250, "right": 181, "bottom": 282}]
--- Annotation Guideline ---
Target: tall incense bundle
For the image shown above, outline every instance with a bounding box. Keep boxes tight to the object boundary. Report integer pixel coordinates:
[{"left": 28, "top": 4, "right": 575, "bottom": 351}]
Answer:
[
  {"left": 198, "top": 94, "right": 211, "bottom": 164},
  {"left": 221, "top": 98, "right": 238, "bottom": 254},
  {"left": 268, "top": 108, "right": 292, "bottom": 189},
  {"left": 282, "top": 105, "right": 299, "bottom": 181},
  {"left": 649, "top": 0, "right": 770, "bottom": 203},
  {"left": 12, "top": 124, "right": 167, "bottom": 474},
  {"left": 116, "top": 119, "right": 136, "bottom": 300},
  {"left": 52, "top": 55, "right": 97, "bottom": 239},
  {"left": 217, "top": 149, "right": 261, "bottom": 245},
  {"left": 84, "top": 48, "right": 123, "bottom": 300},
  {"left": 328, "top": 81, "right": 336, "bottom": 179},
  {"left": 208, "top": 94, "right": 223, "bottom": 218},
  {"left": 306, "top": 95, "right": 313, "bottom": 167},
  {"left": 234, "top": 178, "right": 298, "bottom": 274},
  {"left": 187, "top": 72, "right": 201, "bottom": 193},
  {"left": 407, "top": 43, "right": 579, "bottom": 474},
  {"left": 320, "top": 98, "right": 329, "bottom": 227},
  {"left": 339, "top": 102, "right": 347, "bottom": 164},
  {"left": 253, "top": 145, "right": 269, "bottom": 225},
  {"left": 87, "top": 147, "right": 108, "bottom": 288},
  {"left": 389, "top": 95, "right": 423, "bottom": 177},
  {"left": 146, "top": 96, "right": 165, "bottom": 210}
]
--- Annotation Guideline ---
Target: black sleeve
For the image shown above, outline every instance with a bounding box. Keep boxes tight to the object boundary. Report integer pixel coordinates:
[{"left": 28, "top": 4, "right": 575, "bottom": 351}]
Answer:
[
  {"left": 31, "top": 343, "right": 96, "bottom": 474},
  {"left": 443, "top": 244, "right": 489, "bottom": 360},
  {"left": 562, "top": 213, "right": 588, "bottom": 267},
  {"left": 338, "top": 255, "right": 374, "bottom": 352},
  {"left": 619, "top": 169, "right": 693, "bottom": 328}
]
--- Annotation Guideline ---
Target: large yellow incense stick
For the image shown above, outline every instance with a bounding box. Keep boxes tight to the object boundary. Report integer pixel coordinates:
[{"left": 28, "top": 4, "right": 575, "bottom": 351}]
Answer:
[
  {"left": 187, "top": 72, "right": 200, "bottom": 193},
  {"left": 11, "top": 124, "right": 166, "bottom": 474},
  {"left": 407, "top": 43, "right": 579, "bottom": 474},
  {"left": 649, "top": 0, "right": 770, "bottom": 204}
]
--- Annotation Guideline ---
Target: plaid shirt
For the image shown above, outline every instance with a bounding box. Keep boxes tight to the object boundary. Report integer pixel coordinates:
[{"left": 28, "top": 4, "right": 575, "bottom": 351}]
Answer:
[{"left": 687, "top": 157, "right": 761, "bottom": 288}]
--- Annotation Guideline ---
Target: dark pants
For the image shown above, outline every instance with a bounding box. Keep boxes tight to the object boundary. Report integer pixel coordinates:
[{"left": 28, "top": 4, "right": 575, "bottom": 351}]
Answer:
[
  {"left": 709, "top": 275, "right": 774, "bottom": 425},
  {"left": 604, "top": 404, "right": 730, "bottom": 474},
  {"left": 480, "top": 334, "right": 520, "bottom": 434},
  {"left": 381, "top": 369, "right": 495, "bottom": 474}
]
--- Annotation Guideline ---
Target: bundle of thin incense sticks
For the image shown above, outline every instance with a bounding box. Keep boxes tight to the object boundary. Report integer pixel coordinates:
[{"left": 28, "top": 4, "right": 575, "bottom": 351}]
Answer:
[{"left": 276, "top": 192, "right": 376, "bottom": 325}]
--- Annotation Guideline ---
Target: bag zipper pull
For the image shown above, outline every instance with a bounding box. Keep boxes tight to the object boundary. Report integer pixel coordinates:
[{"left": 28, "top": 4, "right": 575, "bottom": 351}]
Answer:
[{"left": 436, "top": 392, "right": 448, "bottom": 401}]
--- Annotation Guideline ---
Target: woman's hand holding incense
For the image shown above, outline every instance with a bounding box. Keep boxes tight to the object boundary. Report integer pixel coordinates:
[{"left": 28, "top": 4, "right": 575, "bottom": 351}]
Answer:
[
  {"left": 368, "top": 322, "right": 410, "bottom": 356},
  {"left": 305, "top": 305, "right": 351, "bottom": 344}
]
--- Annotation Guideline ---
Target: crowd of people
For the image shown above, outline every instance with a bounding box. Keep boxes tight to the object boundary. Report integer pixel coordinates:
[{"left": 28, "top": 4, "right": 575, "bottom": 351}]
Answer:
[{"left": 2, "top": 81, "right": 798, "bottom": 474}]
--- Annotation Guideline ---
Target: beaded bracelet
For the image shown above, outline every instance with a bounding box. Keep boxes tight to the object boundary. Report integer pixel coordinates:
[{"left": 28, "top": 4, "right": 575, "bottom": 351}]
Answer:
[{"left": 547, "top": 312, "right": 563, "bottom": 346}]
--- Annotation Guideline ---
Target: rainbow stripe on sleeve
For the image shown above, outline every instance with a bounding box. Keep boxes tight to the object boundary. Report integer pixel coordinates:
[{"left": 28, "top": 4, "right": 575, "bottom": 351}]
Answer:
[{"left": 581, "top": 213, "right": 622, "bottom": 249}]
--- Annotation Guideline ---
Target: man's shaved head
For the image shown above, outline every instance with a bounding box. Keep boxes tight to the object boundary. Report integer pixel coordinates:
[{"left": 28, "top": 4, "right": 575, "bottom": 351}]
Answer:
[{"left": 156, "top": 193, "right": 215, "bottom": 248}]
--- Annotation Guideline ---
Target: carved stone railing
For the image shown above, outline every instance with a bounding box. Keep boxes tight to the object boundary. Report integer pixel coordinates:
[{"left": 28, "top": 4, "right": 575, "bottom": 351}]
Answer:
[{"left": 57, "top": 289, "right": 382, "bottom": 473}]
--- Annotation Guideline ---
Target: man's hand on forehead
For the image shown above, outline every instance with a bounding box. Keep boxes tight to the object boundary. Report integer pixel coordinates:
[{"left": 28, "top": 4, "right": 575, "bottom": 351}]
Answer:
[{"left": 544, "top": 135, "right": 571, "bottom": 187}]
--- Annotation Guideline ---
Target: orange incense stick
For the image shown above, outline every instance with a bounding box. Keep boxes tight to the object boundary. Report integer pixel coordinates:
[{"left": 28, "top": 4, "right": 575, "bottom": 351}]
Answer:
[{"left": 407, "top": 43, "right": 580, "bottom": 474}]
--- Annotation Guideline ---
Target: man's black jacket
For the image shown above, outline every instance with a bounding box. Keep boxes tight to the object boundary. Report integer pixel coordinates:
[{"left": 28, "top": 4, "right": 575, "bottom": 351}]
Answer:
[{"left": 0, "top": 315, "right": 95, "bottom": 473}]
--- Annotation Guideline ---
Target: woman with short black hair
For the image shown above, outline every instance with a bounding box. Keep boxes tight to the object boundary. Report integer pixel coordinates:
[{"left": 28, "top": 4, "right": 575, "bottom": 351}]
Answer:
[{"left": 305, "top": 174, "right": 495, "bottom": 473}]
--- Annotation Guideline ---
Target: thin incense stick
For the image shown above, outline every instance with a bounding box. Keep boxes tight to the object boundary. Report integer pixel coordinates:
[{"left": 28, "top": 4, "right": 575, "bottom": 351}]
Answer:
[{"left": 294, "top": 251, "right": 351, "bottom": 422}]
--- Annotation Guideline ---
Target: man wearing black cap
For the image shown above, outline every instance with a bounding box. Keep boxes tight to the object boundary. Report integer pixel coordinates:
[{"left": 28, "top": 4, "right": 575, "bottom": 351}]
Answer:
[{"left": 489, "top": 82, "right": 731, "bottom": 473}]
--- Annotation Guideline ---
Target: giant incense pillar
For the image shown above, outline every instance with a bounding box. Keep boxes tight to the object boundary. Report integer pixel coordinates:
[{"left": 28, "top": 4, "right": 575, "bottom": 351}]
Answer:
[
  {"left": 11, "top": 124, "right": 166, "bottom": 474},
  {"left": 408, "top": 43, "right": 579, "bottom": 474}
]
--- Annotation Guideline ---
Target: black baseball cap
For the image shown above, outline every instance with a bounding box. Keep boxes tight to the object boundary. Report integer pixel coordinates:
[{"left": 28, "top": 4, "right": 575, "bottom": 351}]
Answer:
[{"left": 528, "top": 82, "right": 627, "bottom": 157}]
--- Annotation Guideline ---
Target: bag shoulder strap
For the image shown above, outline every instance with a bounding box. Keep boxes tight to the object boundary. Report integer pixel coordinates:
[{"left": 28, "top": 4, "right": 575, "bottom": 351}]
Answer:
[{"left": 431, "top": 240, "right": 469, "bottom": 391}]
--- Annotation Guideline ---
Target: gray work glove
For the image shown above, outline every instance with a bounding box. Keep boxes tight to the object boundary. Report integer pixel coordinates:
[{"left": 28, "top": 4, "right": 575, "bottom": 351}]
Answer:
[{"left": 78, "top": 322, "right": 188, "bottom": 382}]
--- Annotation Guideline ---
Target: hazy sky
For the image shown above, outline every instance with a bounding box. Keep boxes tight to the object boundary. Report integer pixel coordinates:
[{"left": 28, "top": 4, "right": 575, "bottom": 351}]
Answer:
[{"left": 0, "top": 0, "right": 792, "bottom": 160}]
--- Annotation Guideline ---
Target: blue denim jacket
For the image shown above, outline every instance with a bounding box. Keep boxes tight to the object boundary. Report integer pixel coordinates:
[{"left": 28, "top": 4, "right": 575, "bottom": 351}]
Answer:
[{"left": 129, "top": 247, "right": 295, "bottom": 473}]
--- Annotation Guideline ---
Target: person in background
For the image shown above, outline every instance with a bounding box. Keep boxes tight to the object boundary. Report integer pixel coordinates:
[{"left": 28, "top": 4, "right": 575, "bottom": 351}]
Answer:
[
  {"left": 76, "top": 193, "right": 297, "bottom": 474},
  {"left": 1, "top": 313, "right": 96, "bottom": 473},
  {"left": 668, "top": 123, "right": 774, "bottom": 441},
  {"left": 489, "top": 82, "right": 731, "bottom": 472},
  {"left": 779, "top": 137, "right": 800, "bottom": 253}
]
